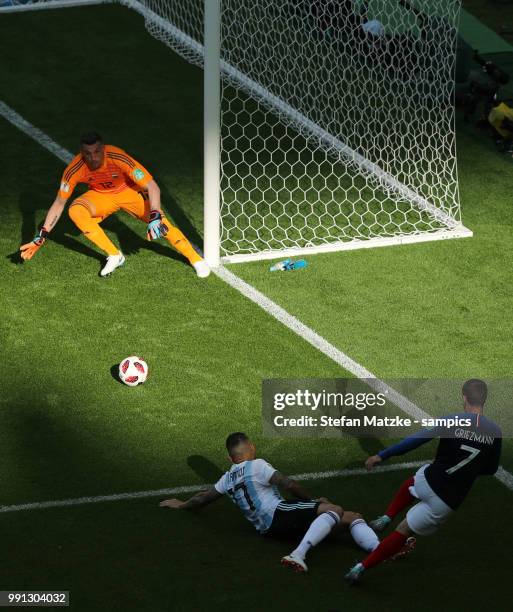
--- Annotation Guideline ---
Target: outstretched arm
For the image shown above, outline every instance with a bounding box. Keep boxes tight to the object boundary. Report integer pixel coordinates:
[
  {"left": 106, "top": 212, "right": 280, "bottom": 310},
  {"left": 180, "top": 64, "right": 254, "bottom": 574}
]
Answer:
[
  {"left": 146, "top": 179, "right": 162, "bottom": 213},
  {"left": 43, "top": 194, "right": 67, "bottom": 232},
  {"left": 20, "top": 194, "right": 67, "bottom": 260},
  {"left": 269, "top": 471, "right": 316, "bottom": 501},
  {"left": 366, "top": 429, "right": 435, "bottom": 470},
  {"left": 159, "top": 487, "right": 222, "bottom": 510}
]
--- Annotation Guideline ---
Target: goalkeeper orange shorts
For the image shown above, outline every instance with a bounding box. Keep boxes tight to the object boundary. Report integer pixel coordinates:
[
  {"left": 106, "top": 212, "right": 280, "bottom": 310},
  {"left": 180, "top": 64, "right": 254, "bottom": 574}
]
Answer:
[{"left": 69, "top": 187, "right": 151, "bottom": 222}]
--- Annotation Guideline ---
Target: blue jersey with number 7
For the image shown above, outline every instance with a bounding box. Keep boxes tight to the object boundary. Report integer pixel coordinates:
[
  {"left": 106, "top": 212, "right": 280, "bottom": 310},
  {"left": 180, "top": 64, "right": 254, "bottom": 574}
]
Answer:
[{"left": 378, "top": 413, "right": 502, "bottom": 509}]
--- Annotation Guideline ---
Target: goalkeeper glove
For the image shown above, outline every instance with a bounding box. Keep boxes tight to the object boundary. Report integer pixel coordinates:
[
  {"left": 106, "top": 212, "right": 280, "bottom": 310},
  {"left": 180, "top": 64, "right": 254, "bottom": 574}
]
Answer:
[
  {"left": 20, "top": 226, "right": 49, "bottom": 260},
  {"left": 147, "top": 210, "right": 169, "bottom": 240}
]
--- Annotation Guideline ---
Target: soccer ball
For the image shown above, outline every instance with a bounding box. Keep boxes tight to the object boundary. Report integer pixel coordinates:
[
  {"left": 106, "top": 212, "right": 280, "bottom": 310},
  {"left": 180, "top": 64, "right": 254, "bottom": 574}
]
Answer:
[{"left": 118, "top": 356, "right": 148, "bottom": 387}]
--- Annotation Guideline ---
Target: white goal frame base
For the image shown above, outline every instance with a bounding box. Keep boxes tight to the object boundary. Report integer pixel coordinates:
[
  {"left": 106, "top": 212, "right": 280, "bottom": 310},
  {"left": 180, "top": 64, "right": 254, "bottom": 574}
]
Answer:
[{"left": 221, "top": 225, "right": 473, "bottom": 264}]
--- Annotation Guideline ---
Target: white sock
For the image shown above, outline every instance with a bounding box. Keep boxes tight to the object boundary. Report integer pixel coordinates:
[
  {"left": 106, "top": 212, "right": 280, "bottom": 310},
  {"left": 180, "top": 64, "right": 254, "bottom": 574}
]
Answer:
[
  {"left": 292, "top": 511, "right": 340, "bottom": 560},
  {"left": 350, "top": 518, "right": 380, "bottom": 552}
]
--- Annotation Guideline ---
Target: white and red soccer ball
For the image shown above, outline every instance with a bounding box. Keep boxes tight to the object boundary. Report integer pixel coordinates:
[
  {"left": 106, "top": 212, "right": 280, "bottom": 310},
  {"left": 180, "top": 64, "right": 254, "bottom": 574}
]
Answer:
[{"left": 118, "top": 356, "right": 148, "bottom": 386}]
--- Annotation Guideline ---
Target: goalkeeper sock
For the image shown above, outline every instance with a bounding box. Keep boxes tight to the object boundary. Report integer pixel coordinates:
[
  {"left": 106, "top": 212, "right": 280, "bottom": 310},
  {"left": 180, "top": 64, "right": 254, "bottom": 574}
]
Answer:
[
  {"left": 69, "top": 204, "right": 120, "bottom": 256},
  {"left": 162, "top": 219, "right": 202, "bottom": 264},
  {"left": 84, "top": 229, "right": 120, "bottom": 257}
]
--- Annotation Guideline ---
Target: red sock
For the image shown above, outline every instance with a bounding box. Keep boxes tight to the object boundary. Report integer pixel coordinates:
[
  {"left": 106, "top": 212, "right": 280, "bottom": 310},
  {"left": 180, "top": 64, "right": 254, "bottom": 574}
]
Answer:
[
  {"left": 362, "top": 531, "right": 407, "bottom": 569},
  {"left": 385, "top": 476, "right": 415, "bottom": 519}
]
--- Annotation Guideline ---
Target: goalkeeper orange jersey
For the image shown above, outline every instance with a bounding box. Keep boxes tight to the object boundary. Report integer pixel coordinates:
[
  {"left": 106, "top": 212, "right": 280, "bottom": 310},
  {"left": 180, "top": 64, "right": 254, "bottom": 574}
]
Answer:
[{"left": 58, "top": 145, "right": 153, "bottom": 199}]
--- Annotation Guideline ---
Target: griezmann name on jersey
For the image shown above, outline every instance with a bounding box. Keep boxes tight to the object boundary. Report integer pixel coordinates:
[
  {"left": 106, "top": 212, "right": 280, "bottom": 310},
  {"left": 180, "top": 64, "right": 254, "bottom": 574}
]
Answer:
[
  {"left": 379, "top": 412, "right": 502, "bottom": 510},
  {"left": 426, "top": 413, "right": 502, "bottom": 509}
]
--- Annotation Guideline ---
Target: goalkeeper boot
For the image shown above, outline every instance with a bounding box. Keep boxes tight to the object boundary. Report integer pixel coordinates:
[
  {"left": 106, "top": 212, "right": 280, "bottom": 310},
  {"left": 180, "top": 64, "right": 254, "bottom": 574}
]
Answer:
[
  {"left": 100, "top": 252, "right": 125, "bottom": 277},
  {"left": 281, "top": 553, "right": 308, "bottom": 573},
  {"left": 193, "top": 259, "right": 211, "bottom": 278},
  {"left": 369, "top": 515, "right": 392, "bottom": 532},
  {"left": 344, "top": 562, "right": 365, "bottom": 586}
]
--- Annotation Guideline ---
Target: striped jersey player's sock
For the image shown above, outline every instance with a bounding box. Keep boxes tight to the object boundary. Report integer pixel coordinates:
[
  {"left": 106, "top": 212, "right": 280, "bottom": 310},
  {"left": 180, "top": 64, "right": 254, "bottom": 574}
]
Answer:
[
  {"left": 292, "top": 511, "right": 340, "bottom": 560},
  {"left": 349, "top": 518, "right": 380, "bottom": 552},
  {"left": 385, "top": 476, "right": 415, "bottom": 519},
  {"left": 362, "top": 531, "right": 408, "bottom": 569}
]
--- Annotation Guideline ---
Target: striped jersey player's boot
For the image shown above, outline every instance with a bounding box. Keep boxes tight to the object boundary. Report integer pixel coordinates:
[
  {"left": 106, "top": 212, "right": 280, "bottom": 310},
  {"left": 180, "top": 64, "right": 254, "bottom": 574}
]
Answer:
[
  {"left": 281, "top": 553, "right": 308, "bottom": 573},
  {"left": 100, "top": 252, "right": 126, "bottom": 277}
]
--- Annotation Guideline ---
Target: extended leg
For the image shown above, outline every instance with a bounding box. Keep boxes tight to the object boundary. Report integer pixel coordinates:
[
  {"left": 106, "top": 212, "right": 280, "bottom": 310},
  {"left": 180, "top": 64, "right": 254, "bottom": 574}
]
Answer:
[
  {"left": 281, "top": 502, "right": 343, "bottom": 573},
  {"left": 122, "top": 190, "right": 210, "bottom": 277},
  {"left": 68, "top": 201, "right": 125, "bottom": 276},
  {"left": 342, "top": 511, "right": 380, "bottom": 552},
  {"left": 369, "top": 475, "right": 416, "bottom": 532},
  {"left": 345, "top": 518, "right": 415, "bottom": 584},
  {"left": 69, "top": 202, "right": 120, "bottom": 256},
  {"left": 161, "top": 218, "right": 202, "bottom": 265},
  {"left": 161, "top": 218, "right": 210, "bottom": 277}
]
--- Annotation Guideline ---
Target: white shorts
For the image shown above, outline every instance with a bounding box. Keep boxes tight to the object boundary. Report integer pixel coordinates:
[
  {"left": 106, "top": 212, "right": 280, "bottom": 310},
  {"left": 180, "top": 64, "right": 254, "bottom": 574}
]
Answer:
[{"left": 406, "top": 464, "right": 453, "bottom": 536}]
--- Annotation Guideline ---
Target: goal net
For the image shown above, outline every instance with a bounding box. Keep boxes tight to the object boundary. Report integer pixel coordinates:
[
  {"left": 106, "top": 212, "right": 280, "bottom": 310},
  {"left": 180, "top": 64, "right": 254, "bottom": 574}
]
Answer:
[
  {"left": 4, "top": 0, "right": 472, "bottom": 264},
  {"left": 130, "top": 0, "right": 471, "bottom": 263}
]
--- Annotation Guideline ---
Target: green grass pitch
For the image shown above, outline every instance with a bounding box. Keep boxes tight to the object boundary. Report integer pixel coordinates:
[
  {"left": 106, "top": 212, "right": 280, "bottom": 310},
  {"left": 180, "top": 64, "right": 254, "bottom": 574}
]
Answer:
[{"left": 1, "top": 4, "right": 513, "bottom": 611}]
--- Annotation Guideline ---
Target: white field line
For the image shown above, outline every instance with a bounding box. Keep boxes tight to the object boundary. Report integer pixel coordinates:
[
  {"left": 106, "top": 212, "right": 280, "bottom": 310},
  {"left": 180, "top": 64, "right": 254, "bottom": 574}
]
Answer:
[
  {"left": 0, "top": 102, "right": 72, "bottom": 164},
  {"left": 215, "top": 266, "right": 431, "bottom": 422},
  {"left": 495, "top": 466, "right": 513, "bottom": 490},
  {"left": 1, "top": 100, "right": 512, "bottom": 505},
  {"left": 0, "top": 461, "right": 426, "bottom": 513}
]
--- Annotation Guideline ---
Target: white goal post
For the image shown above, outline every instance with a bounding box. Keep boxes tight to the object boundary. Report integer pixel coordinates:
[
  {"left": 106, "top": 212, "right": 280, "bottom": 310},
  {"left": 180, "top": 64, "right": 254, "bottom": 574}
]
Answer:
[{"left": 2, "top": 0, "right": 472, "bottom": 267}]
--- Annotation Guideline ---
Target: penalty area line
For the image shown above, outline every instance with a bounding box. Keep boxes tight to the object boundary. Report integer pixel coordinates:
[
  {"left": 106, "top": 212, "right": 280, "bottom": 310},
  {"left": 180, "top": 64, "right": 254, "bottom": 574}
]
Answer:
[
  {"left": 0, "top": 461, "right": 426, "bottom": 514},
  {"left": 2, "top": 100, "right": 513, "bottom": 495}
]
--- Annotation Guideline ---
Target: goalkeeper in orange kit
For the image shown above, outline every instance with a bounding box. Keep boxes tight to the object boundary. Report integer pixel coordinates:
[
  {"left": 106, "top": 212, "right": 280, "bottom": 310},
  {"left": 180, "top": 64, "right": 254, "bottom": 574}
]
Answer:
[{"left": 20, "top": 132, "right": 210, "bottom": 278}]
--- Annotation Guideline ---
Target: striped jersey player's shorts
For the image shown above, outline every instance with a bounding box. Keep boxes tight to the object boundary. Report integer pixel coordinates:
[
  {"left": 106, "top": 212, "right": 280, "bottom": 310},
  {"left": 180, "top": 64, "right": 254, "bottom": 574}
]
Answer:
[
  {"left": 406, "top": 465, "right": 453, "bottom": 536},
  {"left": 265, "top": 500, "right": 320, "bottom": 538}
]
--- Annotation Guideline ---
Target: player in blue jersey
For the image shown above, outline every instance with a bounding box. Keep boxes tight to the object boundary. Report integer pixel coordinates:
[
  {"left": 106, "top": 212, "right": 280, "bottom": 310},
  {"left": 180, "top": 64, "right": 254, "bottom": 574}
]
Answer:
[
  {"left": 345, "top": 379, "right": 502, "bottom": 584},
  {"left": 160, "top": 432, "right": 381, "bottom": 573}
]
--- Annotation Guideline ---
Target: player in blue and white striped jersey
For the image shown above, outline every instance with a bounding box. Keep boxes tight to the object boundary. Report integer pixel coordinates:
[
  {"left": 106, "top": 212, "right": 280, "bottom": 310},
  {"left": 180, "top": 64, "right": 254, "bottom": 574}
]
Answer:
[{"left": 160, "top": 432, "right": 380, "bottom": 573}]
